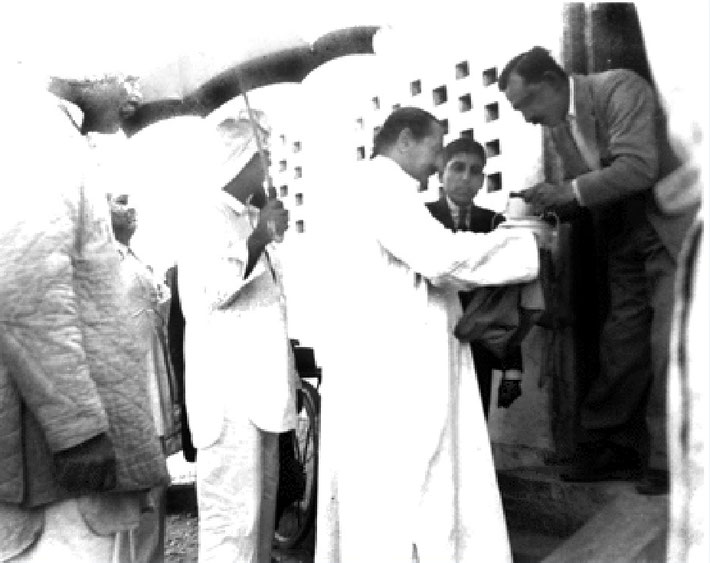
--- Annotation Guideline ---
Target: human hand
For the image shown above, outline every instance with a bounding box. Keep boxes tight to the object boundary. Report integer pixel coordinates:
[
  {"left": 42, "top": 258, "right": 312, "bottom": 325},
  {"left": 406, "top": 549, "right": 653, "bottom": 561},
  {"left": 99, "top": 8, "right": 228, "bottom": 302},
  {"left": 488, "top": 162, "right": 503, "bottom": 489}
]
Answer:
[
  {"left": 256, "top": 199, "right": 289, "bottom": 243},
  {"left": 53, "top": 433, "right": 117, "bottom": 493},
  {"left": 520, "top": 182, "right": 576, "bottom": 211},
  {"left": 497, "top": 378, "right": 522, "bottom": 408}
]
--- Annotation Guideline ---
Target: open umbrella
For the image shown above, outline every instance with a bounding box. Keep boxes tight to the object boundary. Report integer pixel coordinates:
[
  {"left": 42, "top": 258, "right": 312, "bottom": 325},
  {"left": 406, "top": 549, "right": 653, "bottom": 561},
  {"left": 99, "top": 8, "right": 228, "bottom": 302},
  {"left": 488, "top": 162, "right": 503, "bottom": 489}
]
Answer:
[
  {"left": 131, "top": 23, "right": 381, "bottom": 236},
  {"left": 132, "top": 26, "right": 380, "bottom": 120}
]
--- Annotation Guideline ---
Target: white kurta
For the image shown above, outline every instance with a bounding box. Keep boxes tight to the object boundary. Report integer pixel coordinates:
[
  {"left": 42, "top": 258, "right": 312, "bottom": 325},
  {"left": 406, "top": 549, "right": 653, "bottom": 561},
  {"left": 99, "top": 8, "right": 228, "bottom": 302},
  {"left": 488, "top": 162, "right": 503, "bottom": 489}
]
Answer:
[
  {"left": 177, "top": 192, "right": 297, "bottom": 447},
  {"left": 313, "top": 157, "right": 540, "bottom": 563}
]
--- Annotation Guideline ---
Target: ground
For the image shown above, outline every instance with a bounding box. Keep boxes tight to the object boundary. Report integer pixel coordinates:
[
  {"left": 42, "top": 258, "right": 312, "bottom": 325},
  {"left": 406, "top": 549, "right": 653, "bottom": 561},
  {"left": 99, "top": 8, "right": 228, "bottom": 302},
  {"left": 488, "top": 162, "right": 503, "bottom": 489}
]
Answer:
[
  {"left": 165, "top": 504, "right": 314, "bottom": 563},
  {"left": 165, "top": 513, "right": 198, "bottom": 563}
]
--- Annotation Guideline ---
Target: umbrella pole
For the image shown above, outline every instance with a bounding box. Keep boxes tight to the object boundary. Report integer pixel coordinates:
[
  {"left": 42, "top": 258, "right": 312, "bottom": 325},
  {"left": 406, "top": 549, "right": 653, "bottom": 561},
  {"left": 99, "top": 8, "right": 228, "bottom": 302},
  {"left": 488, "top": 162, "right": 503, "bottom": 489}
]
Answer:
[{"left": 239, "top": 86, "right": 277, "bottom": 199}]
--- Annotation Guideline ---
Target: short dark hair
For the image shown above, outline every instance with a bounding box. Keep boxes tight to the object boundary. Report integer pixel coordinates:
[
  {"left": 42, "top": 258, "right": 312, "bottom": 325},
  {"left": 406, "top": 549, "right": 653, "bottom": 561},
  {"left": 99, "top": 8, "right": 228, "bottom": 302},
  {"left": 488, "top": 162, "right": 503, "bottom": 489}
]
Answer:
[
  {"left": 371, "top": 107, "right": 440, "bottom": 158},
  {"left": 442, "top": 137, "right": 486, "bottom": 169},
  {"left": 498, "top": 46, "right": 567, "bottom": 91}
]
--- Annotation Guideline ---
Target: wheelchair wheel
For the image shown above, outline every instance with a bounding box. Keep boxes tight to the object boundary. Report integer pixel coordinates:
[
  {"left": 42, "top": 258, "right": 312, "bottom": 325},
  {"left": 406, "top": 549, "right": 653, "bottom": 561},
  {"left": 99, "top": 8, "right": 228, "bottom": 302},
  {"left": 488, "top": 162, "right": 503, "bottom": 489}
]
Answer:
[{"left": 274, "top": 379, "right": 319, "bottom": 549}]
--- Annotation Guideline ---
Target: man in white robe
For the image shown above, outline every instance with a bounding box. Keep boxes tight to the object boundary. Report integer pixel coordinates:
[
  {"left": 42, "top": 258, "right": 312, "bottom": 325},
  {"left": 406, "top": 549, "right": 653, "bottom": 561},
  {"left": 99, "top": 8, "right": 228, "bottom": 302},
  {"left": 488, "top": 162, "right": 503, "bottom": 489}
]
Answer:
[{"left": 313, "top": 107, "right": 540, "bottom": 562}]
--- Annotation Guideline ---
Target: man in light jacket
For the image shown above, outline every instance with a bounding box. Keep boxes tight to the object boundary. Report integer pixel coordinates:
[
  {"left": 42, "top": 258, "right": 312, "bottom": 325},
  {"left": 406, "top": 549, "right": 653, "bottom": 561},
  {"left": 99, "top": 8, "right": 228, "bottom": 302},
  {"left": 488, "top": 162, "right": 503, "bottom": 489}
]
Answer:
[{"left": 0, "top": 72, "right": 169, "bottom": 561}]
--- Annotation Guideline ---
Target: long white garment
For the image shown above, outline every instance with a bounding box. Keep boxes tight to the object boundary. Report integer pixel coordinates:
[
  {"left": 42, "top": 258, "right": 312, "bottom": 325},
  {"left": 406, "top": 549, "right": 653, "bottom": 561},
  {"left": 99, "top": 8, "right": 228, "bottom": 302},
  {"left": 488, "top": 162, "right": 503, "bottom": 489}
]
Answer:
[
  {"left": 313, "top": 157, "right": 539, "bottom": 563},
  {"left": 177, "top": 192, "right": 297, "bottom": 448}
]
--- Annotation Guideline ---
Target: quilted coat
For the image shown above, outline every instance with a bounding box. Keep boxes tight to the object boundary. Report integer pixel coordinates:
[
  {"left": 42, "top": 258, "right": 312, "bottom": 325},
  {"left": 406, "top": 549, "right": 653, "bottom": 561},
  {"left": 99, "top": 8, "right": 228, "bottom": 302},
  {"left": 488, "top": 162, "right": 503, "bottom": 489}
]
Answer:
[{"left": 0, "top": 90, "right": 169, "bottom": 508}]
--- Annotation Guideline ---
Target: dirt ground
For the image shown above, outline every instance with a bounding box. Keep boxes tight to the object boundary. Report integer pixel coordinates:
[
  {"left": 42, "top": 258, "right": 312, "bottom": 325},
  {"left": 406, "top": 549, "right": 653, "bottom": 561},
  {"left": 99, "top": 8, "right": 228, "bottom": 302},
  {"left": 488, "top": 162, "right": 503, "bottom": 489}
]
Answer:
[
  {"left": 165, "top": 510, "right": 314, "bottom": 563},
  {"left": 165, "top": 513, "right": 199, "bottom": 563}
]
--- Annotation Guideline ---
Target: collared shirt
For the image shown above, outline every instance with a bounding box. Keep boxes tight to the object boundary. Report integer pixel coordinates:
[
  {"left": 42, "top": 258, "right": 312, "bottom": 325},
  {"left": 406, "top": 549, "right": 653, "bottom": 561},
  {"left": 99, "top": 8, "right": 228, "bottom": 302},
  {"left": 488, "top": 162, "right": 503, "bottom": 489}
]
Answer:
[
  {"left": 445, "top": 196, "right": 470, "bottom": 230},
  {"left": 566, "top": 77, "right": 602, "bottom": 205}
]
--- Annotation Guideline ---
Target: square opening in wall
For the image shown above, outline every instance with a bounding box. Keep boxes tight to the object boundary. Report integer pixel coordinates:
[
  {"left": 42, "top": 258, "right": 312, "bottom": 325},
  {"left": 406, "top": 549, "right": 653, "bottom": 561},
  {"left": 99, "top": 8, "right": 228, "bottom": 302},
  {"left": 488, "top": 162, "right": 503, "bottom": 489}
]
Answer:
[
  {"left": 356, "top": 146, "right": 366, "bottom": 160},
  {"left": 292, "top": 141, "right": 302, "bottom": 153},
  {"left": 296, "top": 220, "right": 305, "bottom": 233},
  {"left": 392, "top": 103, "right": 401, "bottom": 111},
  {"left": 294, "top": 166, "right": 302, "bottom": 179},
  {"left": 485, "top": 139, "right": 501, "bottom": 158},
  {"left": 279, "top": 160, "right": 287, "bottom": 172},
  {"left": 280, "top": 134, "right": 287, "bottom": 145},
  {"left": 410, "top": 79, "right": 422, "bottom": 96},
  {"left": 432, "top": 86, "right": 448, "bottom": 106},
  {"left": 458, "top": 93, "right": 472, "bottom": 112},
  {"left": 484, "top": 102, "right": 499, "bottom": 122},
  {"left": 372, "top": 96, "right": 381, "bottom": 110},
  {"left": 487, "top": 172, "right": 502, "bottom": 192},
  {"left": 295, "top": 193, "right": 303, "bottom": 206},
  {"left": 356, "top": 117, "right": 364, "bottom": 129},
  {"left": 441, "top": 119, "right": 449, "bottom": 135},
  {"left": 456, "top": 61, "right": 469, "bottom": 79},
  {"left": 460, "top": 128, "right": 474, "bottom": 140},
  {"left": 483, "top": 67, "right": 498, "bottom": 87},
  {"left": 279, "top": 185, "right": 288, "bottom": 197}
]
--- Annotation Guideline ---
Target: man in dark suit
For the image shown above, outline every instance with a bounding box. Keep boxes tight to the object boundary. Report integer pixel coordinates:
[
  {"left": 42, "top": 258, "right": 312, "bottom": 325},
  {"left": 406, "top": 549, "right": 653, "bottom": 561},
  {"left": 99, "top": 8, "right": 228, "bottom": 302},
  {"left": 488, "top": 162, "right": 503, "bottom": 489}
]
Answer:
[
  {"left": 426, "top": 138, "right": 524, "bottom": 420},
  {"left": 499, "top": 46, "right": 698, "bottom": 494}
]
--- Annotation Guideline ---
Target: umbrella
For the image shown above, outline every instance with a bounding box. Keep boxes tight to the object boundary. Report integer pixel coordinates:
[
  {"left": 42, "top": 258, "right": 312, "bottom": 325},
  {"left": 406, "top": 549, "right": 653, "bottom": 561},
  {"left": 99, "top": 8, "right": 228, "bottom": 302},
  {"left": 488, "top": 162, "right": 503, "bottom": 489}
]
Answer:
[
  {"left": 134, "top": 26, "right": 380, "bottom": 118},
  {"left": 130, "top": 23, "right": 381, "bottom": 232}
]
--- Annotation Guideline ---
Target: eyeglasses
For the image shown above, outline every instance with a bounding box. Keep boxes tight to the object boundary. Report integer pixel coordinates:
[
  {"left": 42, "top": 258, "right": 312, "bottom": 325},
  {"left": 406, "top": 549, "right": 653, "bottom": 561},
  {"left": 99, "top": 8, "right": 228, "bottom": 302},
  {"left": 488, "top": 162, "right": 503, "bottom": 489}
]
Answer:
[{"left": 448, "top": 161, "right": 484, "bottom": 176}]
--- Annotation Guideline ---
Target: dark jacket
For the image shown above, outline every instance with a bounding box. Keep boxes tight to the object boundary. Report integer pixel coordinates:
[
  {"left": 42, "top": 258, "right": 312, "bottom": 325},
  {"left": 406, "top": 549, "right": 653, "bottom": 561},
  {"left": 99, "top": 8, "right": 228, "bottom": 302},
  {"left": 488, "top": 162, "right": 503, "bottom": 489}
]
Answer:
[{"left": 426, "top": 196, "right": 524, "bottom": 371}]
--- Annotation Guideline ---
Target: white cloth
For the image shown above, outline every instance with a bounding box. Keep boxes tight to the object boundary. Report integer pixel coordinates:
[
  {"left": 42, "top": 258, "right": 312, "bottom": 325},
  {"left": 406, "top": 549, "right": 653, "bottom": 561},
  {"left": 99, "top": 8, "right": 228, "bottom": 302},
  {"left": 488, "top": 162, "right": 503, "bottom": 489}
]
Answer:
[
  {"left": 9, "top": 499, "right": 124, "bottom": 563},
  {"left": 196, "top": 410, "right": 279, "bottom": 563},
  {"left": 178, "top": 191, "right": 297, "bottom": 448},
  {"left": 312, "top": 156, "right": 539, "bottom": 563}
]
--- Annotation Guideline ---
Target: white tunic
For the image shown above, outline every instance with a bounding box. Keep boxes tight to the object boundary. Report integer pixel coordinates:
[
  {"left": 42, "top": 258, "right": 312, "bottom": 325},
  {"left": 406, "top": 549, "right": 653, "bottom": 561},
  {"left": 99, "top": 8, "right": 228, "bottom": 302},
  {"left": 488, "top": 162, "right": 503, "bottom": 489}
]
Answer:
[
  {"left": 313, "top": 156, "right": 539, "bottom": 563},
  {"left": 178, "top": 192, "right": 297, "bottom": 448}
]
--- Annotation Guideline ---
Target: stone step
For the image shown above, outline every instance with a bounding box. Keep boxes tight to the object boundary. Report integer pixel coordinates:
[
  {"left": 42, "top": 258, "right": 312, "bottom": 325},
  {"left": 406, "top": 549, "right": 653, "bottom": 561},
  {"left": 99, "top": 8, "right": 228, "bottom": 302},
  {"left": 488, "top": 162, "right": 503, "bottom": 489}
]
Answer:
[
  {"left": 542, "top": 490, "right": 667, "bottom": 563},
  {"left": 510, "top": 529, "right": 567, "bottom": 563},
  {"left": 498, "top": 465, "right": 668, "bottom": 562},
  {"left": 497, "top": 465, "right": 640, "bottom": 537}
]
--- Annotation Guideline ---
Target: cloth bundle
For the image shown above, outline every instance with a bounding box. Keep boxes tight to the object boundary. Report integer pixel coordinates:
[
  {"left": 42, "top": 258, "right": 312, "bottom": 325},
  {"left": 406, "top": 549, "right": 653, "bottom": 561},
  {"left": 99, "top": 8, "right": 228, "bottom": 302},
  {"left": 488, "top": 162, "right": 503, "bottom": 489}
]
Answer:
[{"left": 454, "top": 278, "right": 545, "bottom": 359}]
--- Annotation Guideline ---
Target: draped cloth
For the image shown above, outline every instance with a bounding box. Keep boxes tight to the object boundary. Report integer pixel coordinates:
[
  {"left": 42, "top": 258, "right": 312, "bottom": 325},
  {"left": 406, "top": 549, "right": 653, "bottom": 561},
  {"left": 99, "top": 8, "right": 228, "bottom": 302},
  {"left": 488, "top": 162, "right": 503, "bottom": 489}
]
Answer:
[{"left": 312, "top": 156, "right": 539, "bottom": 562}]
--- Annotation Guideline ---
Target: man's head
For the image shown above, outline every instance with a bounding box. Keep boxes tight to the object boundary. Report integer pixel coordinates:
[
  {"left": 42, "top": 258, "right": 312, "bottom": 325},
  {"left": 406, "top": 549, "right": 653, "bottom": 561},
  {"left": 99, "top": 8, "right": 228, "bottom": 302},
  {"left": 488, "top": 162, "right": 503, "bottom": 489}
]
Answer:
[
  {"left": 49, "top": 75, "right": 141, "bottom": 134},
  {"left": 439, "top": 138, "right": 486, "bottom": 206},
  {"left": 207, "top": 104, "right": 271, "bottom": 206},
  {"left": 108, "top": 193, "right": 137, "bottom": 245},
  {"left": 372, "top": 107, "right": 445, "bottom": 184},
  {"left": 498, "top": 46, "right": 569, "bottom": 127}
]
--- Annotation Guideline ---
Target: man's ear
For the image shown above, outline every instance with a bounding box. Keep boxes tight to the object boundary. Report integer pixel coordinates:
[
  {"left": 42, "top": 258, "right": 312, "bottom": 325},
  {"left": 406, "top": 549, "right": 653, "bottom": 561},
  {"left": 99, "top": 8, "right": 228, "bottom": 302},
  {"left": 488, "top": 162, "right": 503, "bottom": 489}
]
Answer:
[{"left": 542, "top": 70, "right": 564, "bottom": 89}]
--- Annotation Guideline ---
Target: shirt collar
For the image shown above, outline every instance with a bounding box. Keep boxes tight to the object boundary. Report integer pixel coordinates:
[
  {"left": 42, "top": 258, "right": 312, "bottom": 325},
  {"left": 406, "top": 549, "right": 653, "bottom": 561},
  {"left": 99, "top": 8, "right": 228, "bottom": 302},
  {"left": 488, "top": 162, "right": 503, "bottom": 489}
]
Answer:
[
  {"left": 445, "top": 195, "right": 469, "bottom": 213},
  {"left": 567, "top": 76, "right": 576, "bottom": 119}
]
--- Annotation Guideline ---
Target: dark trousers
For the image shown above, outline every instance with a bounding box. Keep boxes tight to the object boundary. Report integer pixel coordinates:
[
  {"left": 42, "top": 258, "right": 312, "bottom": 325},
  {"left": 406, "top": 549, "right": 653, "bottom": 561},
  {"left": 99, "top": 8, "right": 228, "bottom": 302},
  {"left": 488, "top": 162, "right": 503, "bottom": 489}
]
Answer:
[
  {"left": 579, "top": 206, "right": 675, "bottom": 471},
  {"left": 471, "top": 343, "right": 497, "bottom": 420}
]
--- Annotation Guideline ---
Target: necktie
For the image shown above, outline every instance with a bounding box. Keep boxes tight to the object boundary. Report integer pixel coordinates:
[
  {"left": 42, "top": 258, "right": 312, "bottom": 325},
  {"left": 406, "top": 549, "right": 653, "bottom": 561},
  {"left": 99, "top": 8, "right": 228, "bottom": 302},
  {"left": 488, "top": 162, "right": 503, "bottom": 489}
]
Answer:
[
  {"left": 554, "top": 119, "right": 590, "bottom": 178},
  {"left": 457, "top": 206, "right": 469, "bottom": 231}
]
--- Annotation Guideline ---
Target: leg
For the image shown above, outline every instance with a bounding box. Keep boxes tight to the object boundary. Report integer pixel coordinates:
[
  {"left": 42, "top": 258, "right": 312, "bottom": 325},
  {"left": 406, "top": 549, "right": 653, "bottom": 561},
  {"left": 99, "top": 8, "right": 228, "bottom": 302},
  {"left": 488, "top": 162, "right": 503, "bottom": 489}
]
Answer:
[
  {"left": 257, "top": 431, "right": 279, "bottom": 562},
  {"left": 128, "top": 485, "right": 167, "bottom": 563},
  {"left": 579, "top": 224, "right": 654, "bottom": 455},
  {"left": 471, "top": 343, "right": 494, "bottom": 420},
  {"left": 196, "top": 415, "right": 261, "bottom": 563}
]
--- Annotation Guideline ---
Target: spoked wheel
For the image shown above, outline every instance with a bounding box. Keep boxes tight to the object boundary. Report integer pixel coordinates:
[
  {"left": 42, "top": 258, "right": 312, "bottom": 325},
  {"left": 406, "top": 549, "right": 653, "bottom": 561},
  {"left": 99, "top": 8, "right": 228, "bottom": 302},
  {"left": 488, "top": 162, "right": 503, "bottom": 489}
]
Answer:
[{"left": 274, "top": 379, "right": 319, "bottom": 549}]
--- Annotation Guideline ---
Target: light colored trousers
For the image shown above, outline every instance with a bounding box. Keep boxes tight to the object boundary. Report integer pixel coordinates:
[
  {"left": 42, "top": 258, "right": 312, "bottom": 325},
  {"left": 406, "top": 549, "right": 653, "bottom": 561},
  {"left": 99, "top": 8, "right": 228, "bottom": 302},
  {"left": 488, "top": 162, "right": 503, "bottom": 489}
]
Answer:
[
  {"left": 196, "top": 414, "right": 279, "bottom": 563},
  {"left": 10, "top": 498, "right": 127, "bottom": 563}
]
